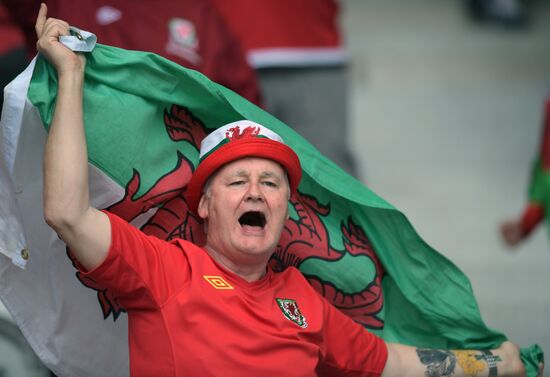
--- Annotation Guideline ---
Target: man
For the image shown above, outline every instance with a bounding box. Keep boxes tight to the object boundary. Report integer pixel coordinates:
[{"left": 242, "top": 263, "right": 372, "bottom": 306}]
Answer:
[{"left": 36, "top": 4, "right": 526, "bottom": 376}]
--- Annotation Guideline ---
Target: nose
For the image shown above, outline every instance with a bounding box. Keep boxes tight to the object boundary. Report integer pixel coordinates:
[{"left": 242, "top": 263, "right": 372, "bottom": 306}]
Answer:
[{"left": 245, "top": 181, "right": 264, "bottom": 202}]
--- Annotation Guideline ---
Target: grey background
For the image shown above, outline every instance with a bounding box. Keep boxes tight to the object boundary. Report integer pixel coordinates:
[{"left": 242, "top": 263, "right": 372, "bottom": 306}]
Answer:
[{"left": 344, "top": 0, "right": 550, "bottom": 371}]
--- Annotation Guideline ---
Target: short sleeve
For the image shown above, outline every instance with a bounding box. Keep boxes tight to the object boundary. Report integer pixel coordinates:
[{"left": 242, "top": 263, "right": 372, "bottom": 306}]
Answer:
[
  {"left": 79, "top": 211, "right": 191, "bottom": 310},
  {"left": 317, "top": 299, "right": 388, "bottom": 377}
]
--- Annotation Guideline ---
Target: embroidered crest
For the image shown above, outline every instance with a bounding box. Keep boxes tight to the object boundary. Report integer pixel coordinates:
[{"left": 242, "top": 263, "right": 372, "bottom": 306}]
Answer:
[
  {"left": 204, "top": 275, "right": 234, "bottom": 289},
  {"left": 169, "top": 18, "right": 198, "bottom": 49},
  {"left": 276, "top": 298, "right": 308, "bottom": 328},
  {"left": 166, "top": 18, "right": 202, "bottom": 65}
]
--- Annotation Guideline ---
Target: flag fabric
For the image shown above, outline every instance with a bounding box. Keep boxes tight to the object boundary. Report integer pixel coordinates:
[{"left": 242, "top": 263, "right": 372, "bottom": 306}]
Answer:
[
  {"left": 0, "top": 42, "right": 543, "bottom": 377},
  {"left": 0, "top": 155, "right": 26, "bottom": 269}
]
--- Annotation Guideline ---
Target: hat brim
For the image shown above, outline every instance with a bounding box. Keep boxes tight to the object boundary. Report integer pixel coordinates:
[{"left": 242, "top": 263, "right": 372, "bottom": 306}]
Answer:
[{"left": 186, "top": 138, "right": 301, "bottom": 215}]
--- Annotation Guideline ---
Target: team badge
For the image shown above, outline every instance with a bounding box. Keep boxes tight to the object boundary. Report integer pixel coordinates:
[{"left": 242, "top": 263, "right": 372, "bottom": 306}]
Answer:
[
  {"left": 166, "top": 18, "right": 201, "bottom": 65},
  {"left": 169, "top": 18, "right": 198, "bottom": 49},
  {"left": 276, "top": 298, "right": 308, "bottom": 328},
  {"left": 203, "top": 275, "right": 234, "bottom": 289}
]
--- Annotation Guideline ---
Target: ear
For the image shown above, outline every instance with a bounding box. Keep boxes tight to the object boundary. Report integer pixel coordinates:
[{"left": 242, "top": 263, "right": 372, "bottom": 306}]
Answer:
[{"left": 197, "top": 194, "right": 209, "bottom": 220}]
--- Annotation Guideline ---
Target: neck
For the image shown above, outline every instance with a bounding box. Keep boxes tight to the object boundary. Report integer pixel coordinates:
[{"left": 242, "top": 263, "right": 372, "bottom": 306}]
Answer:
[{"left": 204, "top": 245, "right": 269, "bottom": 282}]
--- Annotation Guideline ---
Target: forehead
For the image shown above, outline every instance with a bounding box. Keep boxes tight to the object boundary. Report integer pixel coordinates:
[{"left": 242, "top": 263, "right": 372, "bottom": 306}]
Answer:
[{"left": 213, "top": 157, "right": 286, "bottom": 179}]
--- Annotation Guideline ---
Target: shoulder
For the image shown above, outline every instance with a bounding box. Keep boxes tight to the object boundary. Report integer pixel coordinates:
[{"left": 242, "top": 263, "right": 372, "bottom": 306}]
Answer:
[
  {"left": 170, "top": 238, "right": 204, "bottom": 252},
  {"left": 104, "top": 211, "right": 200, "bottom": 255}
]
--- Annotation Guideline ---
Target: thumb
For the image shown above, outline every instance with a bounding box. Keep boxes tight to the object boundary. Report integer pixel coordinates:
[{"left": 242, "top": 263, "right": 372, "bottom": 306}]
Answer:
[{"left": 35, "top": 3, "right": 48, "bottom": 38}]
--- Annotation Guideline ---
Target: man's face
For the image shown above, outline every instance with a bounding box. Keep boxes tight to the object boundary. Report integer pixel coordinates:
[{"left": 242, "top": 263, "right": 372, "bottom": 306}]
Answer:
[{"left": 197, "top": 157, "right": 290, "bottom": 264}]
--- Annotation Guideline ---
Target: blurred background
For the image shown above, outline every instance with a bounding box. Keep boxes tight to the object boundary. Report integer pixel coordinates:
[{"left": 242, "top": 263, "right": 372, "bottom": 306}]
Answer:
[
  {"left": 1, "top": 0, "right": 549, "bottom": 375},
  {"left": 345, "top": 0, "right": 550, "bottom": 368}
]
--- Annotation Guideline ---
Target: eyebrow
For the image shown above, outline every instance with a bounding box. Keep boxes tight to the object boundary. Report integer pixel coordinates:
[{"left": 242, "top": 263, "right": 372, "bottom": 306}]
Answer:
[
  {"left": 259, "top": 171, "right": 281, "bottom": 180},
  {"left": 227, "top": 170, "right": 282, "bottom": 180}
]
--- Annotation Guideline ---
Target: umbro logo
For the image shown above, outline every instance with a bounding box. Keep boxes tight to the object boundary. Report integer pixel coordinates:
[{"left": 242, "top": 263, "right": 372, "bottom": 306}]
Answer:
[{"left": 203, "top": 275, "right": 234, "bottom": 289}]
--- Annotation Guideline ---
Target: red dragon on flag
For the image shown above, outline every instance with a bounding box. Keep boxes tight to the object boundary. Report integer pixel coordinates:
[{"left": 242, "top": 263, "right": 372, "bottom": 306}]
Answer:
[{"left": 68, "top": 104, "right": 385, "bottom": 329}]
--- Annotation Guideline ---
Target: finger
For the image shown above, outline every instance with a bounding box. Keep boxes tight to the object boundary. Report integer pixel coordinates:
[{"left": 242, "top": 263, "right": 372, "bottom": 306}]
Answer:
[
  {"left": 43, "top": 19, "right": 71, "bottom": 37},
  {"left": 43, "top": 16, "right": 70, "bottom": 32},
  {"left": 44, "top": 17, "right": 70, "bottom": 29},
  {"left": 35, "top": 3, "right": 48, "bottom": 38},
  {"left": 36, "top": 21, "right": 72, "bottom": 53}
]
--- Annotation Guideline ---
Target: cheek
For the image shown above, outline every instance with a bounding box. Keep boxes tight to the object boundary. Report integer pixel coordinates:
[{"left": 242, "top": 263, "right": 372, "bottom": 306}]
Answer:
[
  {"left": 209, "top": 202, "right": 235, "bottom": 227},
  {"left": 273, "top": 197, "right": 290, "bottom": 217}
]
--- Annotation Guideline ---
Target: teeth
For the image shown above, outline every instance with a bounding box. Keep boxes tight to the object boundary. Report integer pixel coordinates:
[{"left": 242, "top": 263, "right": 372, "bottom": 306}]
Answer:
[{"left": 239, "top": 211, "right": 266, "bottom": 227}]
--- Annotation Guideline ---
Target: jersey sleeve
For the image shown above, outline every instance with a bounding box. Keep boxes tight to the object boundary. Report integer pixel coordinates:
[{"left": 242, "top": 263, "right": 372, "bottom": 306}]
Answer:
[
  {"left": 519, "top": 202, "right": 544, "bottom": 237},
  {"left": 78, "top": 210, "right": 191, "bottom": 310},
  {"left": 317, "top": 298, "right": 388, "bottom": 377}
]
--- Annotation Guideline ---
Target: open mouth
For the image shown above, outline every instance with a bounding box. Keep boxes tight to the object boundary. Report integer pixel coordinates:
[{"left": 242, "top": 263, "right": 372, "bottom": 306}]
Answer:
[{"left": 239, "top": 211, "right": 266, "bottom": 229}]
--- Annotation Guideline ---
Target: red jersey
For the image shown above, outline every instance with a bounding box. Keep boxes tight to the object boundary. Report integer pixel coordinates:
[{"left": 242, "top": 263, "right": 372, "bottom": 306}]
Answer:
[
  {"left": 210, "top": 0, "right": 347, "bottom": 68},
  {"left": 4, "top": 0, "right": 260, "bottom": 104},
  {"left": 81, "top": 211, "right": 388, "bottom": 376}
]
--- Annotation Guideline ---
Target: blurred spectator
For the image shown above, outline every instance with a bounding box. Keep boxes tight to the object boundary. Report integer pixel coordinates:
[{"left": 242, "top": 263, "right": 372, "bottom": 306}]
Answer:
[
  {"left": 0, "top": 3, "right": 27, "bottom": 110},
  {"left": 501, "top": 91, "right": 550, "bottom": 247},
  {"left": 465, "top": 0, "right": 528, "bottom": 27},
  {"left": 2, "top": 0, "right": 261, "bottom": 105},
  {"left": 211, "top": 0, "right": 358, "bottom": 176}
]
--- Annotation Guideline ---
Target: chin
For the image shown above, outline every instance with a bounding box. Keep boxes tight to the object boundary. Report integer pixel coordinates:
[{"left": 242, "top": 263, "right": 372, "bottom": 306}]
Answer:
[{"left": 237, "top": 240, "right": 275, "bottom": 256}]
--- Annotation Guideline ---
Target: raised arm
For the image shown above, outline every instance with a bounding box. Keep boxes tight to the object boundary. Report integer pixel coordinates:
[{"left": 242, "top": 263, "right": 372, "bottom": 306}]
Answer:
[
  {"left": 383, "top": 341, "right": 526, "bottom": 377},
  {"left": 38, "top": 3, "right": 110, "bottom": 270}
]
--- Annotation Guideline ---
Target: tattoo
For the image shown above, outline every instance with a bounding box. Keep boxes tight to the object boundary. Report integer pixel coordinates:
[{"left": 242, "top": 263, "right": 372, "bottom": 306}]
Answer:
[
  {"left": 416, "top": 348, "right": 502, "bottom": 377},
  {"left": 416, "top": 349, "right": 457, "bottom": 377},
  {"left": 454, "top": 350, "right": 487, "bottom": 376},
  {"left": 477, "top": 350, "right": 501, "bottom": 377}
]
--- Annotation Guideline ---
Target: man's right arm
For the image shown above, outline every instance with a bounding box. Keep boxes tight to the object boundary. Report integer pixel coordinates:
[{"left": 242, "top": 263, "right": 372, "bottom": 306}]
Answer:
[
  {"left": 383, "top": 341, "right": 526, "bottom": 377},
  {"left": 37, "top": 3, "right": 110, "bottom": 270}
]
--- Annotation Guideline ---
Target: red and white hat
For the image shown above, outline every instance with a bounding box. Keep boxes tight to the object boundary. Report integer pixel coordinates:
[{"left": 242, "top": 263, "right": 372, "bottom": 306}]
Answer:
[{"left": 186, "top": 120, "right": 302, "bottom": 215}]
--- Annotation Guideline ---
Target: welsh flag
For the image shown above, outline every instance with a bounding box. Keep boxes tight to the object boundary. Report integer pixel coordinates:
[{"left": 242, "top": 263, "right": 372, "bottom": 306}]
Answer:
[{"left": 0, "top": 42, "right": 543, "bottom": 376}]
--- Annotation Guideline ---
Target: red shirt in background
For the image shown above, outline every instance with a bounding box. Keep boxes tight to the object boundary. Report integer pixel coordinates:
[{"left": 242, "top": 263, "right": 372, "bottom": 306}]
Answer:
[
  {"left": 210, "top": 0, "right": 347, "bottom": 68},
  {"left": 3, "top": 0, "right": 261, "bottom": 104}
]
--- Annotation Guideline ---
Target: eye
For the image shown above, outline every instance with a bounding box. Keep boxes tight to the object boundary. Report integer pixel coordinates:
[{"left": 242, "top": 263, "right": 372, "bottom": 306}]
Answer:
[
  {"left": 262, "top": 181, "right": 278, "bottom": 188},
  {"left": 229, "top": 180, "right": 245, "bottom": 187}
]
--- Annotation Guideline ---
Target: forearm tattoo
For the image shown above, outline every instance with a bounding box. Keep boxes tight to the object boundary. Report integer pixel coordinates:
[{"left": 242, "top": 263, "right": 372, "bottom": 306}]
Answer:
[
  {"left": 416, "top": 349, "right": 502, "bottom": 377},
  {"left": 476, "top": 351, "right": 501, "bottom": 377},
  {"left": 416, "top": 349, "right": 457, "bottom": 377}
]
